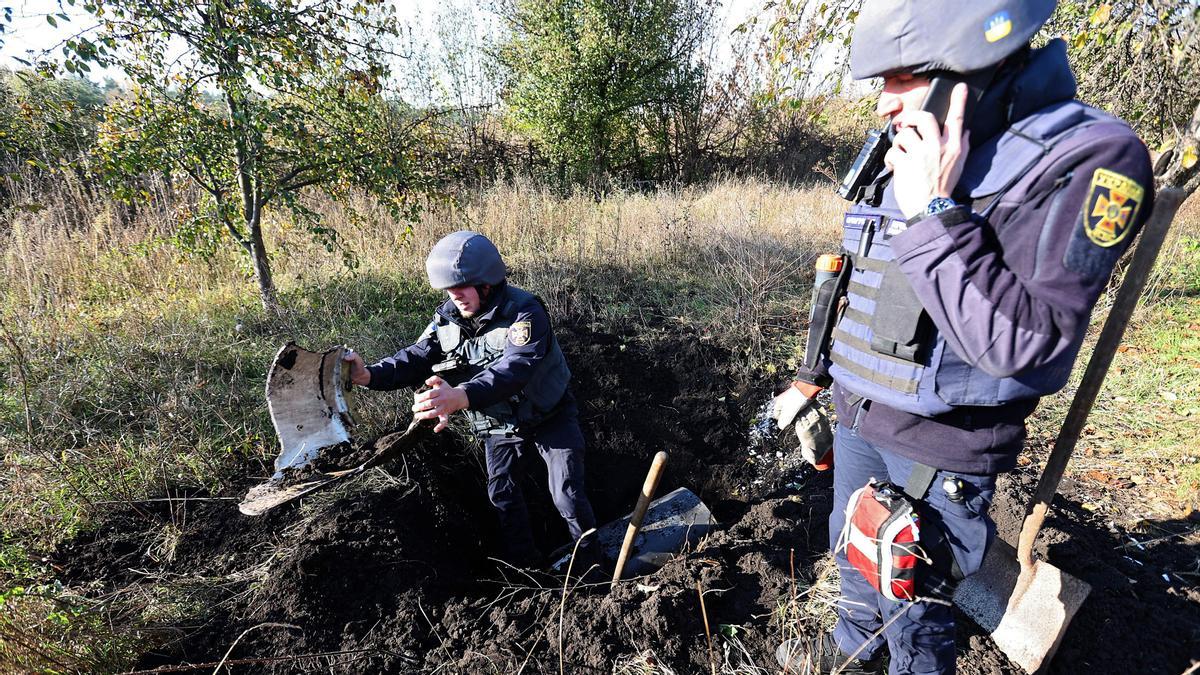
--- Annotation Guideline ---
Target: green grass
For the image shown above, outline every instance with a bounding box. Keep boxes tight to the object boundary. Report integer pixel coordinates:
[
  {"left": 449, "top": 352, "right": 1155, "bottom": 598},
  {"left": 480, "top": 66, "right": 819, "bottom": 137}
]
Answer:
[
  {"left": 1027, "top": 235, "right": 1200, "bottom": 510},
  {"left": 1087, "top": 295, "right": 1200, "bottom": 500}
]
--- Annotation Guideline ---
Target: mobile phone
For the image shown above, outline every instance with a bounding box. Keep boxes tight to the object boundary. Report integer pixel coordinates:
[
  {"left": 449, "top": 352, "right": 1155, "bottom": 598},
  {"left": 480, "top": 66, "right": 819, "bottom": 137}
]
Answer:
[
  {"left": 837, "top": 72, "right": 987, "bottom": 202},
  {"left": 914, "top": 76, "right": 959, "bottom": 131}
]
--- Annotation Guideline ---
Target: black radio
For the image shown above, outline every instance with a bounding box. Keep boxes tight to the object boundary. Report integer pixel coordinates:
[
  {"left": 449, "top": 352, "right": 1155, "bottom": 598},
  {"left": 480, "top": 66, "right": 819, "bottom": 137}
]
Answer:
[{"left": 837, "top": 127, "right": 891, "bottom": 203}]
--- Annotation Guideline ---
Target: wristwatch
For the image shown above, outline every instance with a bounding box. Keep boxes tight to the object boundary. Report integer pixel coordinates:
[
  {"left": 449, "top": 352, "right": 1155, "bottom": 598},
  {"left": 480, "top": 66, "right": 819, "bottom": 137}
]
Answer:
[{"left": 924, "top": 196, "right": 958, "bottom": 216}]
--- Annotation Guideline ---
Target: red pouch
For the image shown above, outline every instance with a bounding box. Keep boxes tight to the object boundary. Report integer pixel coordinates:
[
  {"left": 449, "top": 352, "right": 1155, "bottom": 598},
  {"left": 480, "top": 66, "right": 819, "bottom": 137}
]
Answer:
[{"left": 837, "top": 480, "right": 923, "bottom": 602}]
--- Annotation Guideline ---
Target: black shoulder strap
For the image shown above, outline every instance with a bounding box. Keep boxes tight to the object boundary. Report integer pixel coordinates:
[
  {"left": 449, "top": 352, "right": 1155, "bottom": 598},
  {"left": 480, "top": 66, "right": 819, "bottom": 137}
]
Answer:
[
  {"left": 969, "top": 114, "right": 1111, "bottom": 219},
  {"left": 904, "top": 462, "right": 938, "bottom": 501}
]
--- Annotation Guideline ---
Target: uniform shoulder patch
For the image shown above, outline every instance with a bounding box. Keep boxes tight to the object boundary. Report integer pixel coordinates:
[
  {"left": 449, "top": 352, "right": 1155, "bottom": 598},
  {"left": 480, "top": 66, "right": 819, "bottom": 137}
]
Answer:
[
  {"left": 1064, "top": 167, "right": 1145, "bottom": 278},
  {"left": 1082, "top": 168, "right": 1143, "bottom": 248},
  {"left": 507, "top": 321, "right": 531, "bottom": 346}
]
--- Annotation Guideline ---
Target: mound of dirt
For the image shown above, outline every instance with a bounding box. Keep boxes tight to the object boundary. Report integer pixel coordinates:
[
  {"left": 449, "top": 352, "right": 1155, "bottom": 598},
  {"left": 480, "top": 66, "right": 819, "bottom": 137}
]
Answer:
[{"left": 50, "top": 323, "right": 1200, "bottom": 673}]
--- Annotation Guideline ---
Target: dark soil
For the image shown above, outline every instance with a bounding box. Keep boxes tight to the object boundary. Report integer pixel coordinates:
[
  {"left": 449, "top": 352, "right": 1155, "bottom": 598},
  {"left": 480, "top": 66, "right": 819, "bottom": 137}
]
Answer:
[{"left": 51, "top": 324, "right": 1200, "bottom": 673}]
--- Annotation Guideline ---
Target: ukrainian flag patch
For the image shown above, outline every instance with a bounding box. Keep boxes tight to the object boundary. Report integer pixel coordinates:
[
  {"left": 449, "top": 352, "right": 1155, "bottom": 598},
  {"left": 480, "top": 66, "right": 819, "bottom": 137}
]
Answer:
[
  {"left": 1083, "top": 168, "right": 1143, "bottom": 247},
  {"left": 985, "top": 11, "right": 1013, "bottom": 42}
]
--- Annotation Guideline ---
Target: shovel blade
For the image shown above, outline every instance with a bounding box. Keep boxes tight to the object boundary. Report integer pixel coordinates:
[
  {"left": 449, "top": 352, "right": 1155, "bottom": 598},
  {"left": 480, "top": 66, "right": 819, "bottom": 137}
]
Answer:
[
  {"left": 238, "top": 472, "right": 348, "bottom": 516},
  {"left": 550, "top": 487, "right": 713, "bottom": 574},
  {"left": 266, "top": 343, "right": 355, "bottom": 476},
  {"left": 954, "top": 540, "right": 1091, "bottom": 673}
]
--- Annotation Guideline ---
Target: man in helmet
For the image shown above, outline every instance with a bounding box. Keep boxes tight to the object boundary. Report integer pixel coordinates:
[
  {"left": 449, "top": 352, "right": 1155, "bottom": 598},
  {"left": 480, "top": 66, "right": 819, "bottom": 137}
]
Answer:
[
  {"left": 343, "top": 231, "right": 596, "bottom": 569},
  {"left": 771, "top": 1, "right": 1154, "bottom": 672}
]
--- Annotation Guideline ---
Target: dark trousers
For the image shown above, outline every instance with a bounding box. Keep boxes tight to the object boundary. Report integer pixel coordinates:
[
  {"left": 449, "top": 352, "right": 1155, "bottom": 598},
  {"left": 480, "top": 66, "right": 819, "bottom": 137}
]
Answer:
[
  {"left": 830, "top": 423, "right": 997, "bottom": 675},
  {"left": 483, "top": 411, "right": 596, "bottom": 565}
]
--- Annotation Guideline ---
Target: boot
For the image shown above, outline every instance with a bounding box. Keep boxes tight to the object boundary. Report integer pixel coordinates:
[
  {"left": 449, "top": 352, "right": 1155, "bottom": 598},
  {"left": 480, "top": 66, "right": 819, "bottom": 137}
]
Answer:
[
  {"left": 776, "top": 632, "right": 883, "bottom": 674},
  {"left": 564, "top": 538, "right": 608, "bottom": 586}
]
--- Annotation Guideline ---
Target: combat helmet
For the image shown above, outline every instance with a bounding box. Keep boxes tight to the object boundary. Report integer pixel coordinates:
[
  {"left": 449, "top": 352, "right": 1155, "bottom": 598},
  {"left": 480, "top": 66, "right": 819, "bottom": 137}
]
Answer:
[
  {"left": 425, "top": 231, "right": 506, "bottom": 290},
  {"left": 850, "top": 0, "right": 1057, "bottom": 79}
]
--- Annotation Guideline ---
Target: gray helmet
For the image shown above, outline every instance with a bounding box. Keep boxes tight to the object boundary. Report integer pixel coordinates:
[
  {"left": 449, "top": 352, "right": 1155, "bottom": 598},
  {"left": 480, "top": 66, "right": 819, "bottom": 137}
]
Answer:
[
  {"left": 425, "top": 231, "right": 506, "bottom": 289},
  {"left": 850, "top": 0, "right": 1056, "bottom": 79}
]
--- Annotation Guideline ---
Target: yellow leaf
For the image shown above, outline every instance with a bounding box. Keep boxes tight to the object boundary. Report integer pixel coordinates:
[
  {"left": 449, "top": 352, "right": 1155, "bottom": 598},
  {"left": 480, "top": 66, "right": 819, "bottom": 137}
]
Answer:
[
  {"left": 1090, "top": 4, "right": 1112, "bottom": 25},
  {"left": 1072, "top": 31, "right": 1089, "bottom": 50},
  {"left": 1183, "top": 145, "right": 1198, "bottom": 169}
]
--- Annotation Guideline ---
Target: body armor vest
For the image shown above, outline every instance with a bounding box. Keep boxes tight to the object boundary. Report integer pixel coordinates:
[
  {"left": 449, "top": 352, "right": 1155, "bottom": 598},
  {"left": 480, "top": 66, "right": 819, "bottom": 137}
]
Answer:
[
  {"left": 433, "top": 286, "right": 572, "bottom": 436},
  {"left": 828, "top": 100, "right": 1125, "bottom": 416}
]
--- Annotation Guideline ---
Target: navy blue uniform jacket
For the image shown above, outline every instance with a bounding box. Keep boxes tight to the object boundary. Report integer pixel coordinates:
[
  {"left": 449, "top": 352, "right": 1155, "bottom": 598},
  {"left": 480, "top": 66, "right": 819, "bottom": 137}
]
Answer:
[
  {"left": 834, "top": 44, "right": 1155, "bottom": 474},
  {"left": 365, "top": 284, "right": 559, "bottom": 411}
]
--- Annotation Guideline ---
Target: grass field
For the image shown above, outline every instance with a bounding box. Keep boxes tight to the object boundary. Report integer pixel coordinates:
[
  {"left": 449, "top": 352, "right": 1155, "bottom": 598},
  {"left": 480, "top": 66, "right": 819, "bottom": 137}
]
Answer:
[{"left": 1, "top": 177, "right": 1197, "bottom": 670}]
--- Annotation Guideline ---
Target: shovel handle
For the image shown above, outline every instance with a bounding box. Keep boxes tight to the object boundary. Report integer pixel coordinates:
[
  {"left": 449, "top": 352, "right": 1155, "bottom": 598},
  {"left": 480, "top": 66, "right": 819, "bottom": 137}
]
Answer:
[
  {"left": 612, "top": 451, "right": 669, "bottom": 587},
  {"left": 1017, "top": 188, "right": 1185, "bottom": 569}
]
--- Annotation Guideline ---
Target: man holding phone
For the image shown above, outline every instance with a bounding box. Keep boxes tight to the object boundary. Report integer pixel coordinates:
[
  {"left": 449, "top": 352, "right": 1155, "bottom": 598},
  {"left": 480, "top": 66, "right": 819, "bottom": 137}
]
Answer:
[{"left": 772, "top": 1, "right": 1154, "bottom": 672}]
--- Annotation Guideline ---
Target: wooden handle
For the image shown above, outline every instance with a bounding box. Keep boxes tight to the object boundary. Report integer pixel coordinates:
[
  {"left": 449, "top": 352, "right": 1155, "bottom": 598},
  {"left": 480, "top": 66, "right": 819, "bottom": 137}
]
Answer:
[
  {"left": 1017, "top": 188, "right": 1185, "bottom": 570},
  {"left": 612, "top": 451, "right": 669, "bottom": 587}
]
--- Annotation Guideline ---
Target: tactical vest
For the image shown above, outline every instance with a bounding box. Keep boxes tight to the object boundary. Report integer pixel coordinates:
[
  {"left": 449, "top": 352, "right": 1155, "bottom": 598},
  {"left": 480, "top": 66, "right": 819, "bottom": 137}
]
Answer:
[
  {"left": 433, "top": 286, "right": 572, "bottom": 436},
  {"left": 828, "top": 100, "right": 1125, "bottom": 416}
]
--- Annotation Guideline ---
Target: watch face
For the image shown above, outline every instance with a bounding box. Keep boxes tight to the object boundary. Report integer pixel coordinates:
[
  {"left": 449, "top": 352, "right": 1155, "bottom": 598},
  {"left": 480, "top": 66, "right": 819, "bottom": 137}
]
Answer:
[{"left": 926, "top": 197, "right": 956, "bottom": 215}]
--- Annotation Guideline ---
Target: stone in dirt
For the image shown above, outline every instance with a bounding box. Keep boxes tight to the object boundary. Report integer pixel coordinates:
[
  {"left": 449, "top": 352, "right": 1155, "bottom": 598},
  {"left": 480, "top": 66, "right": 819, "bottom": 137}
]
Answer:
[{"left": 550, "top": 486, "right": 714, "bottom": 576}]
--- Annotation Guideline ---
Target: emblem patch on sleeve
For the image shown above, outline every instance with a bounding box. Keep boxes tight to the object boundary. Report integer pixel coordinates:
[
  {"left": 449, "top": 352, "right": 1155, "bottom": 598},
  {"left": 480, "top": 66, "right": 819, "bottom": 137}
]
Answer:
[
  {"left": 984, "top": 11, "right": 1012, "bottom": 42},
  {"left": 1083, "top": 168, "right": 1143, "bottom": 247},
  {"left": 507, "top": 321, "right": 531, "bottom": 346}
]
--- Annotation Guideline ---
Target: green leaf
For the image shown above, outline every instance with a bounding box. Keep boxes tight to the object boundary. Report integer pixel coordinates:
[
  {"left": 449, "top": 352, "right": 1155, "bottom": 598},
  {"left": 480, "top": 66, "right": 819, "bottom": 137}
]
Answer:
[{"left": 1182, "top": 145, "right": 1198, "bottom": 170}]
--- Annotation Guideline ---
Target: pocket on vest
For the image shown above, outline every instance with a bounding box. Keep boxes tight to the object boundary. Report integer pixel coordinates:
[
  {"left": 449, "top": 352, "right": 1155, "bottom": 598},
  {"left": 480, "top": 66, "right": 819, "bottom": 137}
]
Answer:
[
  {"left": 868, "top": 263, "right": 934, "bottom": 364},
  {"left": 933, "top": 347, "right": 1004, "bottom": 406},
  {"left": 485, "top": 327, "right": 509, "bottom": 351}
]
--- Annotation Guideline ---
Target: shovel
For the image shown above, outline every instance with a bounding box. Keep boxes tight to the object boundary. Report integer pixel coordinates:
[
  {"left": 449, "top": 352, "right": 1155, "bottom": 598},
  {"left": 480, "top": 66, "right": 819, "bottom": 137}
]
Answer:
[
  {"left": 239, "top": 419, "right": 424, "bottom": 516},
  {"left": 612, "top": 451, "right": 669, "bottom": 587},
  {"left": 954, "top": 187, "right": 1186, "bottom": 673}
]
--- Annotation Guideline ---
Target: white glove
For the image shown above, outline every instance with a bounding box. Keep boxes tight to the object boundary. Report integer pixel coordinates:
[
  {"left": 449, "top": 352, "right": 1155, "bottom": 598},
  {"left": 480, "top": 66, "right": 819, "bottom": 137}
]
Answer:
[
  {"left": 777, "top": 384, "right": 816, "bottom": 425},
  {"left": 795, "top": 404, "right": 834, "bottom": 470},
  {"left": 771, "top": 385, "right": 810, "bottom": 430},
  {"left": 771, "top": 382, "right": 824, "bottom": 429}
]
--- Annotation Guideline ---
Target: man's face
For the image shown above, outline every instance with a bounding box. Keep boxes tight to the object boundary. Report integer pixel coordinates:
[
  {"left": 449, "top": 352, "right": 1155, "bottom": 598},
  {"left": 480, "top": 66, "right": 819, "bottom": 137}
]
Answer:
[
  {"left": 876, "top": 72, "right": 932, "bottom": 120},
  {"left": 446, "top": 285, "right": 483, "bottom": 316}
]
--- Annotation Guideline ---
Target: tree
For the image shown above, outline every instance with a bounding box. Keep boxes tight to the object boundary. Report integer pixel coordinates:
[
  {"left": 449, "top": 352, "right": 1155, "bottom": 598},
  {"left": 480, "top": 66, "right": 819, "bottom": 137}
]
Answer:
[
  {"left": 65, "top": 0, "right": 437, "bottom": 309},
  {"left": 497, "top": 0, "right": 713, "bottom": 186},
  {"left": 0, "top": 69, "right": 105, "bottom": 177},
  {"left": 1046, "top": 1, "right": 1200, "bottom": 193},
  {"left": 760, "top": 0, "right": 861, "bottom": 117}
]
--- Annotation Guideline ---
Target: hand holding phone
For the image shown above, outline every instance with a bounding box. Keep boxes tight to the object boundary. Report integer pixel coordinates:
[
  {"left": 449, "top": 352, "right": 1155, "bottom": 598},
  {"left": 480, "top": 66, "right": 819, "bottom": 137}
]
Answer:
[
  {"left": 885, "top": 81, "right": 972, "bottom": 218},
  {"left": 838, "top": 71, "right": 988, "bottom": 204}
]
